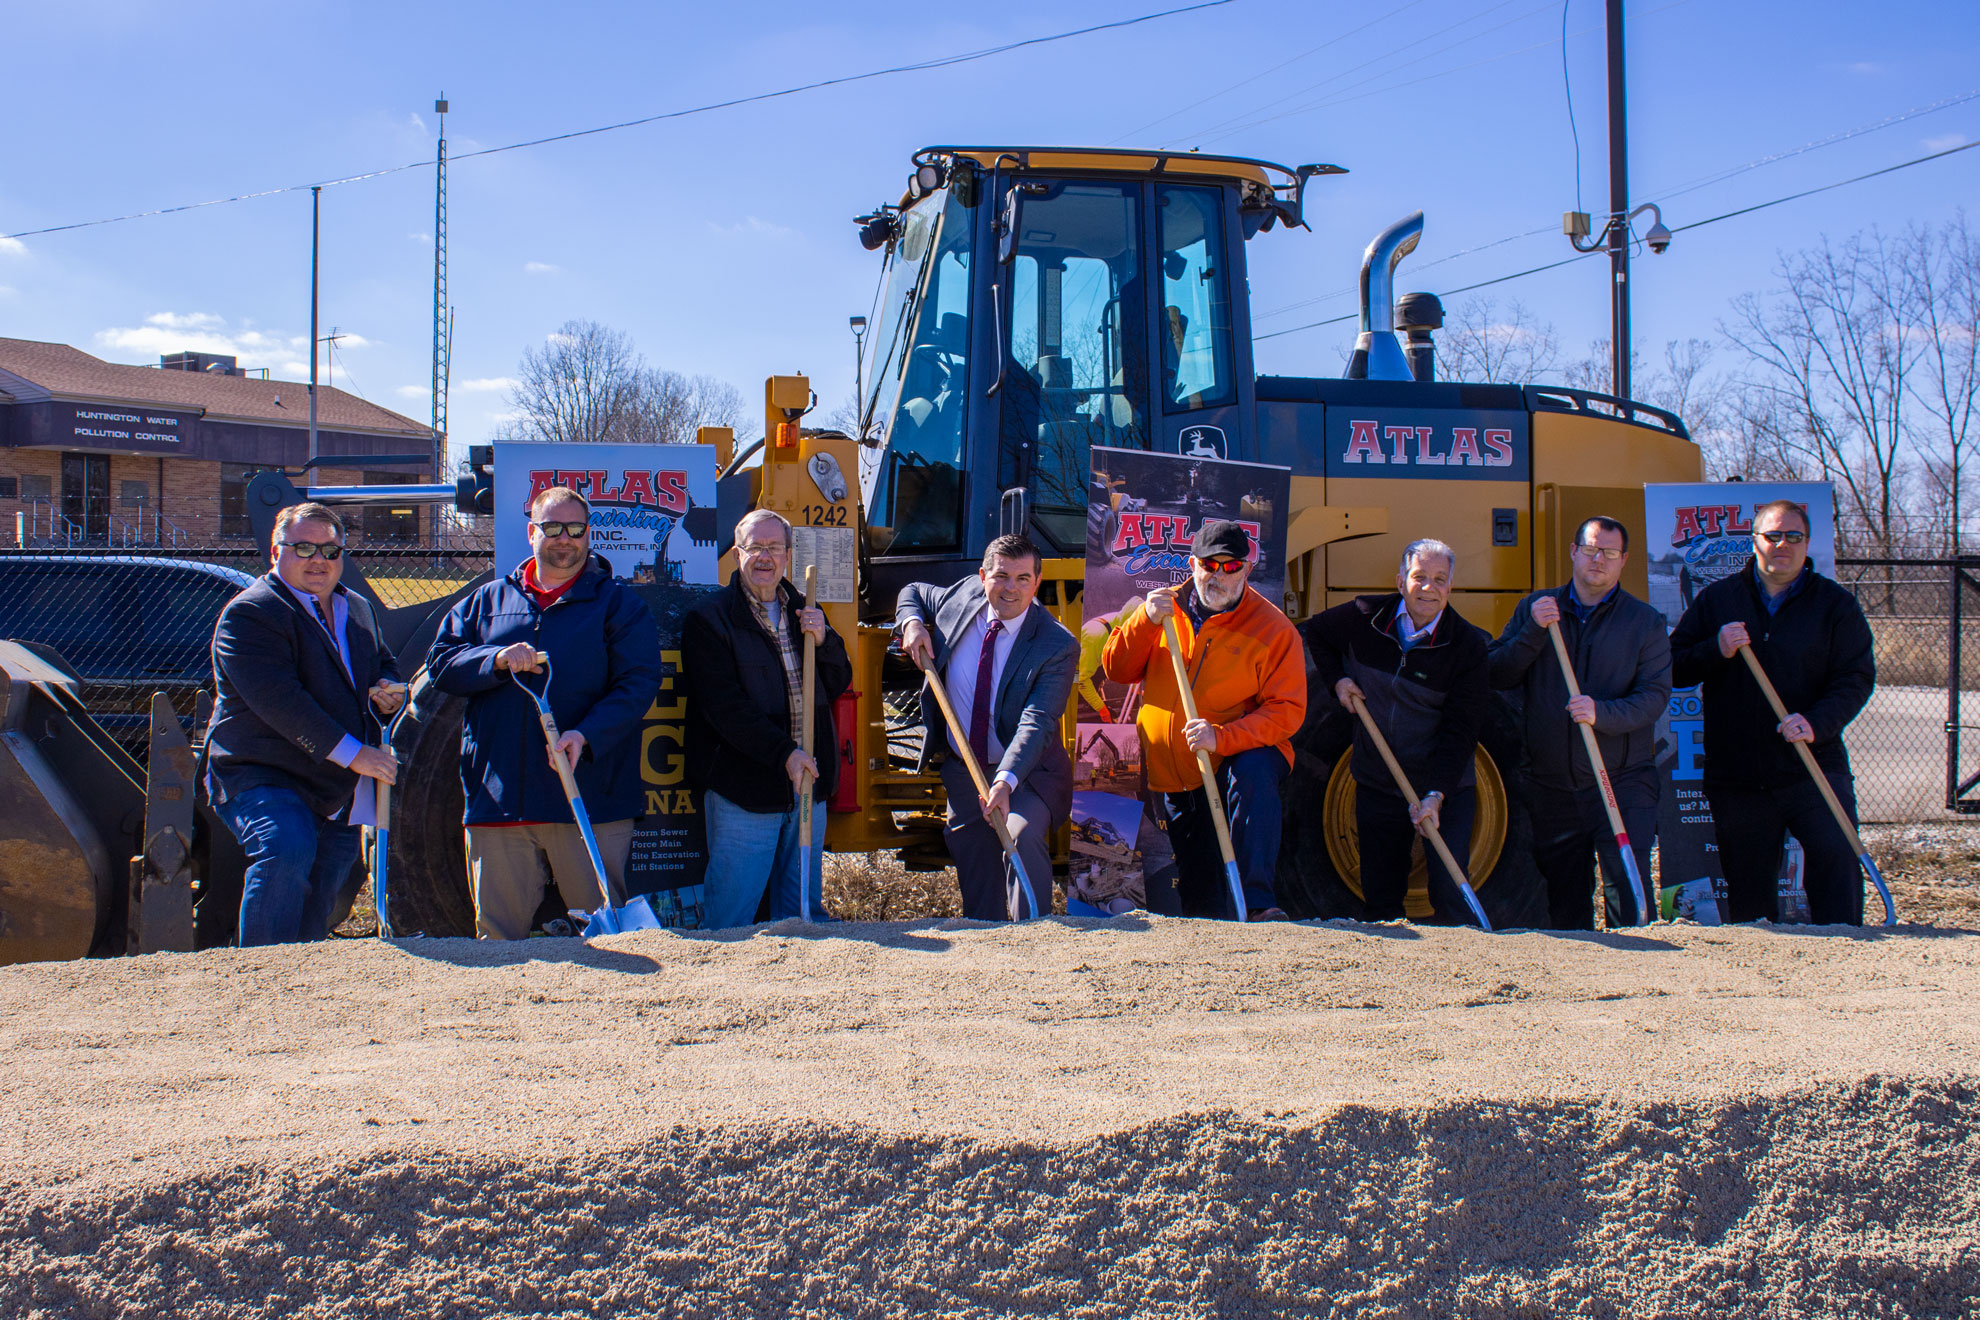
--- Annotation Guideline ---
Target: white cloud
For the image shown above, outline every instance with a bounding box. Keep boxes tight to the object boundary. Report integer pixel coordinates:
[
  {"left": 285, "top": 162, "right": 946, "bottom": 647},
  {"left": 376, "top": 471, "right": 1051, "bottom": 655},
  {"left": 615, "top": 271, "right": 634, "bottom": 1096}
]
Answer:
[
  {"left": 280, "top": 360, "right": 312, "bottom": 377},
  {"left": 0, "top": 236, "right": 26, "bottom": 258},
  {"left": 1924, "top": 133, "right": 1969, "bottom": 153},
  {"left": 0, "top": 285, "right": 15, "bottom": 299},
  {"left": 523, "top": 261, "right": 559, "bottom": 274},
  {"left": 409, "top": 231, "right": 432, "bottom": 243},
  {"left": 456, "top": 376, "right": 517, "bottom": 393},
  {"left": 708, "top": 216, "right": 796, "bottom": 239},
  {"left": 396, "top": 384, "right": 431, "bottom": 399},
  {"left": 325, "top": 331, "right": 372, "bottom": 350},
  {"left": 96, "top": 313, "right": 306, "bottom": 366}
]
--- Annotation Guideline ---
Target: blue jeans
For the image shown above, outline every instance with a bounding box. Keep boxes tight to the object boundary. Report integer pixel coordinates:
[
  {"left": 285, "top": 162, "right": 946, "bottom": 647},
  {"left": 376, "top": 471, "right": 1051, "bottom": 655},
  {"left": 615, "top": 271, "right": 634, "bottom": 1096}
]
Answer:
[
  {"left": 700, "top": 789, "right": 826, "bottom": 930},
  {"left": 214, "top": 784, "right": 364, "bottom": 946},
  {"left": 1154, "top": 746, "right": 1287, "bottom": 920}
]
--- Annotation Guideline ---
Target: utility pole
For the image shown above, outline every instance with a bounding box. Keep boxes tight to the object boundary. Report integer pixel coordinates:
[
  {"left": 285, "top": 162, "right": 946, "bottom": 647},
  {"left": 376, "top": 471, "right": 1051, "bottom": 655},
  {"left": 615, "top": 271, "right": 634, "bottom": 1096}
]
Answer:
[
  {"left": 308, "top": 185, "right": 320, "bottom": 465},
  {"left": 432, "top": 94, "right": 451, "bottom": 490},
  {"left": 1605, "top": 0, "right": 1630, "bottom": 404}
]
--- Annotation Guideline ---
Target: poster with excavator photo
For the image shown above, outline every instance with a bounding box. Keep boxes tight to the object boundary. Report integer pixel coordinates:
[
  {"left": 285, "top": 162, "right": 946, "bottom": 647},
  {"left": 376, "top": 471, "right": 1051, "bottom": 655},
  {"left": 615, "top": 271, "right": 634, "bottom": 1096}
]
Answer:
[
  {"left": 1072, "top": 446, "right": 1291, "bottom": 914},
  {"left": 1643, "top": 481, "right": 1836, "bottom": 924},
  {"left": 491, "top": 442, "right": 724, "bottom": 925}
]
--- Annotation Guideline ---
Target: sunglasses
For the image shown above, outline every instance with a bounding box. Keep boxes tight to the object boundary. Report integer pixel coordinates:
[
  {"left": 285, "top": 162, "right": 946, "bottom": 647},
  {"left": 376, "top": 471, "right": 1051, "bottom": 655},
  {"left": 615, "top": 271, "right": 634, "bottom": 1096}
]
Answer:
[
  {"left": 1755, "top": 530, "right": 1807, "bottom": 545},
  {"left": 1197, "top": 557, "right": 1248, "bottom": 575},
  {"left": 532, "top": 520, "right": 590, "bottom": 539},
  {"left": 279, "top": 540, "right": 344, "bottom": 560}
]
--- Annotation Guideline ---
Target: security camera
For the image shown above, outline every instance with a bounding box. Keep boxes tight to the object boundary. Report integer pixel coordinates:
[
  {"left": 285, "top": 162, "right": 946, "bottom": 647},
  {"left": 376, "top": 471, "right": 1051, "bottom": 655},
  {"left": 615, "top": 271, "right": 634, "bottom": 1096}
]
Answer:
[{"left": 1645, "top": 219, "right": 1672, "bottom": 255}]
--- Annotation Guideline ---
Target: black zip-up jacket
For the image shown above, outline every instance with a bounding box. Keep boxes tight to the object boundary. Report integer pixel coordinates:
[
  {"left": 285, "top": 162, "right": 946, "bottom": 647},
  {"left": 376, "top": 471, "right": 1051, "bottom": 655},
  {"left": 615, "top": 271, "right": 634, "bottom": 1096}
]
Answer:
[
  {"left": 1668, "top": 561, "right": 1874, "bottom": 790},
  {"left": 682, "top": 573, "right": 852, "bottom": 814},
  {"left": 1303, "top": 592, "right": 1489, "bottom": 800},
  {"left": 1488, "top": 584, "right": 1671, "bottom": 793}
]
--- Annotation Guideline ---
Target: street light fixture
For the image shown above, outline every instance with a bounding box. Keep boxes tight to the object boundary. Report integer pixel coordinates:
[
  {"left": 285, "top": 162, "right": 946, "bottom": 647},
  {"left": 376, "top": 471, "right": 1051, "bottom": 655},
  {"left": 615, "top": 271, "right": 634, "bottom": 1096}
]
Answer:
[{"left": 850, "top": 315, "right": 869, "bottom": 437}]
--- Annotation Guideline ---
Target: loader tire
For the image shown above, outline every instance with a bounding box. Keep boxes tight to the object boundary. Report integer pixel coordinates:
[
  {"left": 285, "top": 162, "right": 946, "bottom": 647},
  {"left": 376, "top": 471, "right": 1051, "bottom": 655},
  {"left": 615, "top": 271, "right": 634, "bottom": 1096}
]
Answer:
[
  {"left": 1275, "top": 676, "right": 1545, "bottom": 929},
  {"left": 382, "top": 674, "right": 477, "bottom": 938}
]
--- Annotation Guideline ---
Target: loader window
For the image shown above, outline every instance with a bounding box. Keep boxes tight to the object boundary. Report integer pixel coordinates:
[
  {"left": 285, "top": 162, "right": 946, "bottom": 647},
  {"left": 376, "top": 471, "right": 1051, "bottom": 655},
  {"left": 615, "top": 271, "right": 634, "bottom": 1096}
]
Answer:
[
  {"left": 866, "top": 189, "right": 972, "bottom": 555},
  {"left": 1157, "top": 185, "right": 1235, "bottom": 411},
  {"left": 1001, "top": 181, "right": 1146, "bottom": 551}
]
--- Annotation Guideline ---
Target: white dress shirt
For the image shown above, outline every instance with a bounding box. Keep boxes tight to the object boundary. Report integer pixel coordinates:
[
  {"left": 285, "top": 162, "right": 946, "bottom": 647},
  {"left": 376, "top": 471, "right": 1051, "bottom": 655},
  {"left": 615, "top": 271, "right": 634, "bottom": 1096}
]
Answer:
[
  {"left": 943, "top": 603, "right": 1023, "bottom": 792},
  {"left": 1395, "top": 598, "right": 1444, "bottom": 653}
]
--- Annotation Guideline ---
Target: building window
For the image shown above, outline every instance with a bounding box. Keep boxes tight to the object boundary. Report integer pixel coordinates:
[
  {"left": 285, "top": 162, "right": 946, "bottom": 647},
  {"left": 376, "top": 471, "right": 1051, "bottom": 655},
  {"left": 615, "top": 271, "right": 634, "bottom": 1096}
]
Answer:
[
  {"left": 120, "top": 480, "right": 150, "bottom": 507},
  {"left": 220, "top": 463, "right": 272, "bottom": 538},
  {"left": 21, "top": 474, "right": 52, "bottom": 500},
  {"left": 0, "top": 478, "right": 15, "bottom": 499}
]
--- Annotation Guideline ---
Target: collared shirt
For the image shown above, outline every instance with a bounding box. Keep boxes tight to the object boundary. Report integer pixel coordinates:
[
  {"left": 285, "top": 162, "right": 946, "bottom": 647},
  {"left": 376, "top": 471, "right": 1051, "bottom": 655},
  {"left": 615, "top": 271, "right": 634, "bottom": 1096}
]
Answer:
[
  {"left": 276, "top": 575, "right": 376, "bottom": 826},
  {"left": 944, "top": 603, "right": 1022, "bottom": 792},
  {"left": 1395, "top": 598, "right": 1444, "bottom": 652},
  {"left": 744, "top": 585, "right": 804, "bottom": 743},
  {"left": 1757, "top": 561, "right": 1811, "bottom": 616},
  {"left": 1565, "top": 582, "right": 1619, "bottom": 626}
]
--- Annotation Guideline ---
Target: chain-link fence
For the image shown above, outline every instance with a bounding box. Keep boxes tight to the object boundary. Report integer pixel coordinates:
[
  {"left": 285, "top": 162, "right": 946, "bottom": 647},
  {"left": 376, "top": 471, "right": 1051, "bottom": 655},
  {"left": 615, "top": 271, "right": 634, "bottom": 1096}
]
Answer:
[
  {"left": 1833, "top": 558, "right": 1974, "bottom": 823},
  {"left": 0, "top": 527, "right": 495, "bottom": 761}
]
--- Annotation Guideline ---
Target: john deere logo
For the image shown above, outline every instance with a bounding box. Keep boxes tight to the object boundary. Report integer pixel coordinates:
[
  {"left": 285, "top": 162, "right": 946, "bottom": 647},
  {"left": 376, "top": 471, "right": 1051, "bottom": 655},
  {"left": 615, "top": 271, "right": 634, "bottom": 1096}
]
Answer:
[{"left": 1180, "top": 425, "right": 1227, "bottom": 459}]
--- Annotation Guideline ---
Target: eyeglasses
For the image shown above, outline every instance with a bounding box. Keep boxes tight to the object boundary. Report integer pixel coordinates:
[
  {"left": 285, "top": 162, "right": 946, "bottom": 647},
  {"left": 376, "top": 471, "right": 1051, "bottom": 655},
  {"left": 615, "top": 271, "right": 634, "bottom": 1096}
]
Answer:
[
  {"left": 1755, "top": 529, "right": 1807, "bottom": 545},
  {"left": 279, "top": 540, "right": 344, "bottom": 560},
  {"left": 1196, "top": 557, "right": 1248, "bottom": 575},
  {"left": 1572, "top": 544, "right": 1625, "bottom": 561},
  {"left": 531, "top": 520, "right": 589, "bottom": 539},
  {"left": 739, "top": 541, "right": 790, "bottom": 557}
]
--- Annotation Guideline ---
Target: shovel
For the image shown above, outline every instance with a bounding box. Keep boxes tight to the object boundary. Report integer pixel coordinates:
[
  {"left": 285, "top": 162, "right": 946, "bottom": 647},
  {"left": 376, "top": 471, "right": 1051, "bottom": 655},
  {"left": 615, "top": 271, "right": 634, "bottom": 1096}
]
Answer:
[
  {"left": 916, "top": 652, "right": 1040, "bottom": 921},
  {"left": 1345, "top": 690, "right": 1493, "bottom": 932},
  {"left": 511, "top": 652, "right": 660, "bottom": 935},
  {"left": 369, "top": 683, "right": 412, "bottom": 938},
  {"left": 1159, "top": 612, "right": 1248, "bottom": 922},
  {"left": 1736, "top": 643, "right": 1897, "bottom": 926},
  {"left": 796, "top": 565, "right": 818, "bottom": 923},
  {"left": 1545, "top": 621, "right": 1651, "bottom": 926}
]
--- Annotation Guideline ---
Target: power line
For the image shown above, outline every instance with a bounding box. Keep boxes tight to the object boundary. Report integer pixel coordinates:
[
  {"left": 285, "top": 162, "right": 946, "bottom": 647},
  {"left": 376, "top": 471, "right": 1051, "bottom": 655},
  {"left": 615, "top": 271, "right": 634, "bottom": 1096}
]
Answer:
[
  {"left": 1562, "top": 0, "right": 1584, "bottom": 216},
  {"left": 1254, "top": 134, "right": 1980, "bottom": 343},
  {"left": 1252, "top": 84, "right": 1980, "bottom": 324},
  {"left": 0, "top": 0, "right": 1236, "bottom": 244}
]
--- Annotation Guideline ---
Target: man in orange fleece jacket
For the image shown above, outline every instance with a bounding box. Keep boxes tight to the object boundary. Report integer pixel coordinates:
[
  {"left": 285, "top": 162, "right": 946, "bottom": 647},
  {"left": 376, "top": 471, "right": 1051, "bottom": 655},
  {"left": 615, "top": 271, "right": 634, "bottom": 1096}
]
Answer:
[{"left": 1100, "top": 520, "right": 1307, "bottom": 920}]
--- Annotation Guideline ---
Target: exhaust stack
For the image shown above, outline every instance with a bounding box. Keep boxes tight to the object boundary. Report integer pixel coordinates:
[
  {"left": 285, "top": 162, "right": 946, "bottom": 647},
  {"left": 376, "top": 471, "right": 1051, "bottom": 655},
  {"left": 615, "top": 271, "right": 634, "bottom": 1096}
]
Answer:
[{"left": 1345, "top": 211, "right": 1424, "bottom": 382}]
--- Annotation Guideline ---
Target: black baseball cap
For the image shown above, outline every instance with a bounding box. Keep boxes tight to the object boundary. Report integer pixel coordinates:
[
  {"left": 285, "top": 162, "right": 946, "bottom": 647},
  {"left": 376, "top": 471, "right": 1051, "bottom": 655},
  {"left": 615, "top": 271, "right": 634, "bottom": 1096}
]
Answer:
[{"left": 1190, "top": 520, "right": 1252, "bottom": 561}]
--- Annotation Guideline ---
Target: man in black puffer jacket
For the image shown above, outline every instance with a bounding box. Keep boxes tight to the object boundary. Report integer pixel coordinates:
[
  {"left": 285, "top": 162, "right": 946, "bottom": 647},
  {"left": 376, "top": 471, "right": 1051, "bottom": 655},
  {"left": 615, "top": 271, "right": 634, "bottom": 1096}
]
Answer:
[
  {"left": 1669, "top": 499, "right": 1875, "bottom": 924},
  {"left": 1305, "top": 538, "right": 1490, "bottom": 925},
  {"left": 1490, "top": 516, "right": 1670, "bottom": 929}
]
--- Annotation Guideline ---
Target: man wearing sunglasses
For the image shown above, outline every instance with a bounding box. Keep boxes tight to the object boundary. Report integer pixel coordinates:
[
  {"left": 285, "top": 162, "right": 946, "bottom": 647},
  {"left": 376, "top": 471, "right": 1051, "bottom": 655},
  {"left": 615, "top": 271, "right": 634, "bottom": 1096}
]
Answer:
[
  {"left": 1670, "top": 499, "right": 1875, "bottom": 924},
  {"left": 1102, "top": 520, "right": 1307, "bottom": 920},
  {"left": 428, "top": 486, "right": 660, "bottom": 938},
  {"left": 1488, "top": 516, "right": 1670, "bottom": 929},
  {"left": 207, "top": 502, "right": 404, "bottom": 945}
]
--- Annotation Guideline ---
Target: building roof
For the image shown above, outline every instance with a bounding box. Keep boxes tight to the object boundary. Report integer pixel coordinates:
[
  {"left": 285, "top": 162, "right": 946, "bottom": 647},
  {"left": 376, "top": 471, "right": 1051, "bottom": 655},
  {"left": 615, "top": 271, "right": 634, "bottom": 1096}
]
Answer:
[{"left": 0, "top": 337, "right": 431, "bottom": 437}]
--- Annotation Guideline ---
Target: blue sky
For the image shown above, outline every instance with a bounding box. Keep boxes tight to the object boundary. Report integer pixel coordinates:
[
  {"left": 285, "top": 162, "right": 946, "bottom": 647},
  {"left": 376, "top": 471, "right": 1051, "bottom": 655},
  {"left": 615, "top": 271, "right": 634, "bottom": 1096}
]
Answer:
[{"left": 3, "top": 0, "right": 1976, "bottom": 464}]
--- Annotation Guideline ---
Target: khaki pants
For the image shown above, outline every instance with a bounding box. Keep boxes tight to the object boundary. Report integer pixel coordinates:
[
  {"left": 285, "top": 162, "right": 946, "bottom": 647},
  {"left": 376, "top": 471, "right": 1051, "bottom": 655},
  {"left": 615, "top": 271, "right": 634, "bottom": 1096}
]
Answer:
[{"left": 465, "top": 819, "right": 635, "bottom": 940}]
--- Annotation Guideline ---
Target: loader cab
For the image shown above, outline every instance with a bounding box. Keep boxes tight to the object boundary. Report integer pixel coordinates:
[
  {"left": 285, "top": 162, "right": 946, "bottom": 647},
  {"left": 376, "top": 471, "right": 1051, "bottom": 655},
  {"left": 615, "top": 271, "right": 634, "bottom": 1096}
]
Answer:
[{"left": 857, "top": 146, "right": 1334, "bottom": 609}]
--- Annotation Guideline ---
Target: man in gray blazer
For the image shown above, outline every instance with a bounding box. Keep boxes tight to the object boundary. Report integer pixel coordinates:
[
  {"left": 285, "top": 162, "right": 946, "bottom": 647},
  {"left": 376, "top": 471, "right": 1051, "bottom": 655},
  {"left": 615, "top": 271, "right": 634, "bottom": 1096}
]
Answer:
[{"left": 897, "top": 534, "right": 1078, "bottom": 920}]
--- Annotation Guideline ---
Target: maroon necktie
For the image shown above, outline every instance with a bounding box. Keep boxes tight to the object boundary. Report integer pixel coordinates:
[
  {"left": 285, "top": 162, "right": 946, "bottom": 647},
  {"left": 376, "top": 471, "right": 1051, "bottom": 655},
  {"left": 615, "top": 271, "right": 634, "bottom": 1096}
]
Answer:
[{"left": 968, "top": 618, "right": 1004, "bottom": 769}]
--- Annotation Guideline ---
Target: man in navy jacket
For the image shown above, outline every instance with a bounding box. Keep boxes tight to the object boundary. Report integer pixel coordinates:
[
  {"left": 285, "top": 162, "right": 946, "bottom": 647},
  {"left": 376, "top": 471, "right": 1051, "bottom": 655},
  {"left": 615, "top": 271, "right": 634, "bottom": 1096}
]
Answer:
[
  {"left": 207, "top": 502, "right": 403, "bottom": 945},
  {"left": 427, "top": 487, "right": 660, "bottom": 938}
]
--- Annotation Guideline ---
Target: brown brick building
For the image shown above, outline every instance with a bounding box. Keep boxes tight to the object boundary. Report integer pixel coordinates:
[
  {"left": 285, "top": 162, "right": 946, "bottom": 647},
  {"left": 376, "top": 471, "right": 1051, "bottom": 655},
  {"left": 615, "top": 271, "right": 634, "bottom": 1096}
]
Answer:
[{"left": 0, "top": 338, "right": 436, "bottom": 546}]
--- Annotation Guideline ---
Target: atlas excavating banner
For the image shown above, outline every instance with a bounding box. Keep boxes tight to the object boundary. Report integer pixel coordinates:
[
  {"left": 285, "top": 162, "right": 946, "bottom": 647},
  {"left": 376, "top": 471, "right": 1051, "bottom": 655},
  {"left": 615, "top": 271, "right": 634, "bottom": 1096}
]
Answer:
[
  {"left": 493, "top": 442, "right": 721, "bottom": 926},
  {"left": 1643, "top": 481, "right": 1837, "bottom": 924},
  {"left": 1073, "top": 445, "right": 1292, "bottom": 915}
]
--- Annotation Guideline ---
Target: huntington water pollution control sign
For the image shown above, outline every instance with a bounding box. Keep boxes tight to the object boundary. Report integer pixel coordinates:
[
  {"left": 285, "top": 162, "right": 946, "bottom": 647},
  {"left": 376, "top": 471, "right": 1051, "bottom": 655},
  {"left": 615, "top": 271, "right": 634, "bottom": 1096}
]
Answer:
[
  {"left": 493, "top": 442, "right": 722, "bottom": 926},
  {"left": 1643, "top": 481, "right": 1836, "bottom": 924}
]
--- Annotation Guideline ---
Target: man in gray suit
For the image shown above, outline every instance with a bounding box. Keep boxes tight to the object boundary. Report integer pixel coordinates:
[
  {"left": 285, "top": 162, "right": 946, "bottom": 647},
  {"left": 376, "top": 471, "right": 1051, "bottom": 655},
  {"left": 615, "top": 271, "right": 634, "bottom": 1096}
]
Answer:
[{"left": 897, "top": 534, "right": 1079, "bottom": 920}]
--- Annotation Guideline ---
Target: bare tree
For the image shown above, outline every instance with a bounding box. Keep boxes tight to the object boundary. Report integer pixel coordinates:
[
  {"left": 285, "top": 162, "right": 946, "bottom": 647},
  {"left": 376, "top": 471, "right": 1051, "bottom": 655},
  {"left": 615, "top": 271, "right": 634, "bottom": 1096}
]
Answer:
[
  {"left": 1722, "top": 232, "right": 1923, "bottom": 556},
  {"left": 502, "top": 320, "right": 752, "bottom": 446},
  {"left": 1434, "top": 298, "right": 1561, "bottom": 383},
  {"left": 1906, "top": 215, "right": 1980, "bottom": 554}
]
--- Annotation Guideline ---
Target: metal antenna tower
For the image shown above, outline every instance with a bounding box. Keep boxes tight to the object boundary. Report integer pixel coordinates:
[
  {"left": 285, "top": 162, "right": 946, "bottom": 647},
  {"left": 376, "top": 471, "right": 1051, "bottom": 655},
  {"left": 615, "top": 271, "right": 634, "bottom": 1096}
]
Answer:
[{"left": 431, "top": 94, "right": 451, "bottom": 481}]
